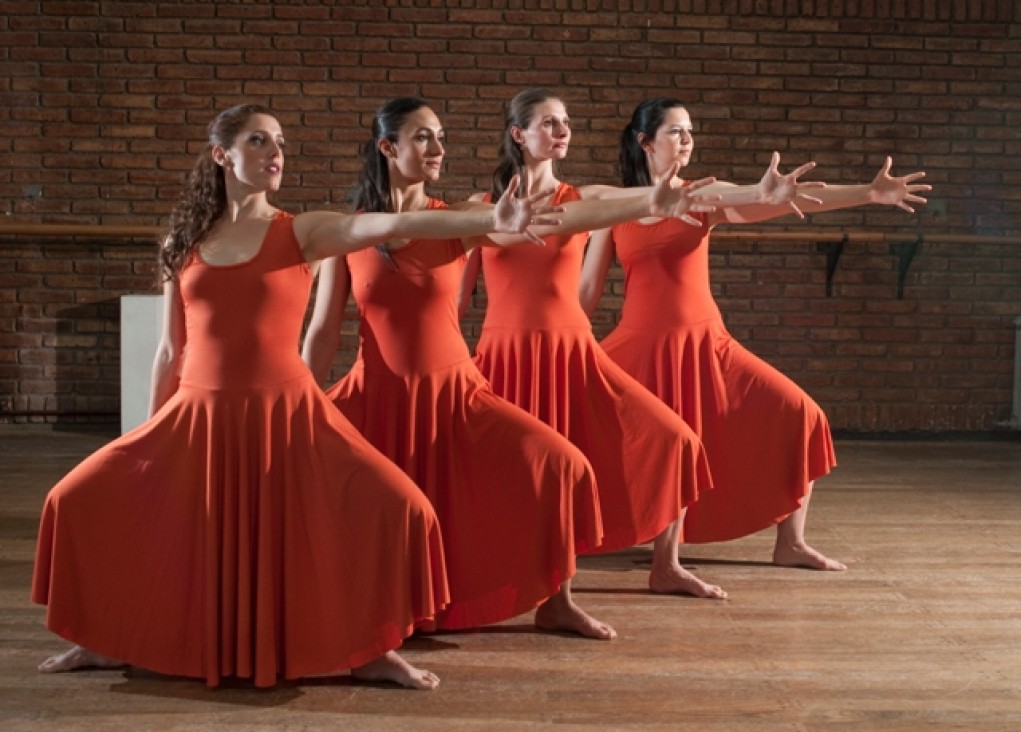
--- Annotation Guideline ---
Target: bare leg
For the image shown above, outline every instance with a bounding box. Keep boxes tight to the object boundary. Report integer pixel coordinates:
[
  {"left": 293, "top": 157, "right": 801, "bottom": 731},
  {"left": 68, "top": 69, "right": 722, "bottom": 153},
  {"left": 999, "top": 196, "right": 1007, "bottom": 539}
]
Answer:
[
  {"left": 534, "top": 580, "right": 617, "bottom": 640},
  {"left": 351, "top": 650, "right": 439, "bottom": 690},
  {"left": 648, "top": 515, "right": 727, "bottom": 599},
  {"left": 773, "top": 485, "right": 846, "bottom": 571},
  {"left": 38, "top": 645, "right": 123, "bottom": 674}
]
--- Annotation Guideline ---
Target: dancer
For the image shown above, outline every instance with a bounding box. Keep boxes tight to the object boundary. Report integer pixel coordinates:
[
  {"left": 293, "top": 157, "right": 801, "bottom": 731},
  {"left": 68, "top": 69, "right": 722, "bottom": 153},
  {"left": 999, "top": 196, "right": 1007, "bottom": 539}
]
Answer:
[
  {"left": 303, "top": 97, "right": 717, "bottom": 636},
  {"left": 33, "top": 103, "right": 557, "bottom": 689},
  {"left": 581, "top": 96, "right": 930, "bottom": 569},
  {"left": 463, "top": 89, "right": 818, "bottom": 598}
]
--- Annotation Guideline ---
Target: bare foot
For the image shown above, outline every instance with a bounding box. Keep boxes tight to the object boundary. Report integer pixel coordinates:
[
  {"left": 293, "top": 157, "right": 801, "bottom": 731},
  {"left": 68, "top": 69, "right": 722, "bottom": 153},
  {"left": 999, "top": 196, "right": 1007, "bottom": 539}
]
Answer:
[
  {"left": 534, "top": 595, "right": 617, "bottom": 640},
  {"left": 649, "top": 565, "right": 728, "bottom": 599},
  {"left": 351, "top": 650, "right": 439, "bottom": 690},
  {"left": 38, "top": 645, "right": 122, "bottom": 674},
  {"left": 773, "top": 542, "right": 846, "bottom": 571}
]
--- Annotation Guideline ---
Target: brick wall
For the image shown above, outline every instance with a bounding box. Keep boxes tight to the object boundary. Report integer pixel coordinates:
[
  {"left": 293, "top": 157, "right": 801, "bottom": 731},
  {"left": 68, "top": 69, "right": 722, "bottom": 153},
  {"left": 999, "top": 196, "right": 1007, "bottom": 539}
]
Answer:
[{"left": 1, "top": 0, "right": 1018, "bottom": 431}]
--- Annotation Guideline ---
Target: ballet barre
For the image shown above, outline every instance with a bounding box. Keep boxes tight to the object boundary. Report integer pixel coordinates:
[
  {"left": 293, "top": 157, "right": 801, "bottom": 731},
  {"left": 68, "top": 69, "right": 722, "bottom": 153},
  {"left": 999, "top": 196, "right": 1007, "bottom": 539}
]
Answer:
[{"left": 3, "top": 222, "right": 1016, "bottom": 301}]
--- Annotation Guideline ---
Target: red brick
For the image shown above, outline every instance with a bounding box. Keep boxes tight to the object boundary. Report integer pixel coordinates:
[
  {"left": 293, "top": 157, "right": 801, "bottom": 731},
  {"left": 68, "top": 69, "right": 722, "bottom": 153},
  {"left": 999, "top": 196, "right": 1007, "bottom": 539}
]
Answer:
[{"left": 0, "top": 6, "right": 1015, "bottom": 429}]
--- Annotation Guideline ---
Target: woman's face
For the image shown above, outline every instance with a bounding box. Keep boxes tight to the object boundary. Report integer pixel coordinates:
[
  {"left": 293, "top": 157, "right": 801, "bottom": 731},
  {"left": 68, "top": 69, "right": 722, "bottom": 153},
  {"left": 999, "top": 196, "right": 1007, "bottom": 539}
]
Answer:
[
  {"left": 218, "top": 113, "right": 285, "bottom": 192},
  {"left": 386, "top": 106, "right": 446, "bottom": 184},
  {"left": 513, "top": 98, "right": 571, "bottom": 163},
  {"left": 641, "top": 106, "right": 694, "bottom": 178}
]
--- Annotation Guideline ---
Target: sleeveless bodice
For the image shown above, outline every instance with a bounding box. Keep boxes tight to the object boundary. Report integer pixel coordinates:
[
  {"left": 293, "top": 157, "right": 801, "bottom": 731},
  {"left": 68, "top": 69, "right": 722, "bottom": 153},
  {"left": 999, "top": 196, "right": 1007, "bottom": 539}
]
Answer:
[
  {"left": 346, "top": 198, "right": 472, "bottom": 375},
  {"left": 179, "top": 212, "right": 312, "bottom": 389},
  {"left": 610, "top": 213, "right": 721, "bottom": 328},
  {"left": 479, "top": 183, "right": 591, "bottom": 330}
]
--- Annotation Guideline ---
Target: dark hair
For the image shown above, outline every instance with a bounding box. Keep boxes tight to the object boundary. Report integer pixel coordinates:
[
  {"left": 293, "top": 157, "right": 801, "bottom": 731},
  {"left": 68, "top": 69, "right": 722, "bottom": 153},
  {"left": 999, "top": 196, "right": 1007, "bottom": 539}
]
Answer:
[
  {"left": 351, "top": 97, "right": 430, "bottom": 214},
  {"left": 619, "top": 97, "right": 686, "bottom": 188},
  {"left": 159, "top": 103, "right": 272, "bottom": 280},
  {"left": 491, "top": 87, "right": 559, "bottom": 200}
]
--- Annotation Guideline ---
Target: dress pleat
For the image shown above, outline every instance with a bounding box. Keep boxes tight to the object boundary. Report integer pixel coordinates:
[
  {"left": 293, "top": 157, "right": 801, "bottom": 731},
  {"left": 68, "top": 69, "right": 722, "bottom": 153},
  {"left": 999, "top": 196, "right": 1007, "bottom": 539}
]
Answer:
[
  {"left": 601, "top": 214, "right": 837, "bottom": 543},
  {"left": 473, "top": 184, "right": 712, "bottom": 553},
  {"left": 327, "top": 202, "right": 602, "bottom": 630},
  {"left": 32, "top": 212, "right": 448, "bottom": 687}
]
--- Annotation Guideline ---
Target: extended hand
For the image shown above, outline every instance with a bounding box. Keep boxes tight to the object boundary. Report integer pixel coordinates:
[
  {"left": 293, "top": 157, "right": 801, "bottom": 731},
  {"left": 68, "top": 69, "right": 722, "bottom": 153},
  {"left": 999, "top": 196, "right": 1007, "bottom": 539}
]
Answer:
[
  {"left": 870, "top": 156, "right": 931, "bottom": 212},
  {"left": 493, "top": 174, "right": 564, "bottom": 245},
  {"left": 757, "top": 151, "right": 826, "bottom": 219},
  {"left": 649, "top": 164, "right": 720, "bottom": 226}
]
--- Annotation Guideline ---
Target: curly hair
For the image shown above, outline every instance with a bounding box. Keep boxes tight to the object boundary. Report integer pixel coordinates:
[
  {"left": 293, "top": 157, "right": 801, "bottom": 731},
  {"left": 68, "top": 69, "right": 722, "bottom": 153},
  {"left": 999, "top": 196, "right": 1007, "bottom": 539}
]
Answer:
[{"left": 158, "top": 103, "right": 272, "bottom": 280}]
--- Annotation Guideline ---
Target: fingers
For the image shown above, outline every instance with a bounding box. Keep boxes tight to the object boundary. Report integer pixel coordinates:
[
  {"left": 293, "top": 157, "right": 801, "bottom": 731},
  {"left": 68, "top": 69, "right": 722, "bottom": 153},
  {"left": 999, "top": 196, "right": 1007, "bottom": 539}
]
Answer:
[
  {"left": 685, "top": 176, "right": 717, "bottom": 192},
  {"left": 527, "top": 204, "right": 564, "bottom": 220},
  {"left": 796, "top": 192, "right": 824, "bottom": 206},
  {"left": 788, "top": 201, "right": 806, "bottom": 219},
  {"left": 896, "top": 202, "right": 916, "bottom": 213},
  {"left": 881, "top": 156, "right": 893, "bottom": 175},
  {"left": 528, "top": 214, "right": 562, "bottom": 226},
  {"left": 680, "top": 214, "right": 701, "bottom": 227},
  {"left": 664, "top": 161, "right": 681, "bottom": 180},
  {"left": 769, "top": 150, "right": 781, "bottom": 172},
  {"left": 788, "top": 161, "right": 817, "bottom": 180},
  {"left": 503, "top": 174, "right": 520, "bottom": 199},
  {"left": 524, "top": 230, "right": 547, "bottom": 246}
]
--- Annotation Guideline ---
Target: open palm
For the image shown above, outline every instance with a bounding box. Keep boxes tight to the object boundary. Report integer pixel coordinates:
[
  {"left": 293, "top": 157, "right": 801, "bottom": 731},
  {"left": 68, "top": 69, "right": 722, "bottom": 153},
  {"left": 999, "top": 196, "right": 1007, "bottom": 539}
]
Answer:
[
  {"left": 493, "top": 175, "right": 562, "bottom": 244},
  {"left": 870, "top": 157, "right": 931, "bottom": 212}
]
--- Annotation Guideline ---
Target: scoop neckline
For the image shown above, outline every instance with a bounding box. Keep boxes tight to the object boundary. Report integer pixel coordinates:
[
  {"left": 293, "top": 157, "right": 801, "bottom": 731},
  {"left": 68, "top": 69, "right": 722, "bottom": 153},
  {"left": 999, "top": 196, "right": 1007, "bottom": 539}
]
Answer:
[{"left": 196, "top": 211, "right": 282, "bottom": 269}]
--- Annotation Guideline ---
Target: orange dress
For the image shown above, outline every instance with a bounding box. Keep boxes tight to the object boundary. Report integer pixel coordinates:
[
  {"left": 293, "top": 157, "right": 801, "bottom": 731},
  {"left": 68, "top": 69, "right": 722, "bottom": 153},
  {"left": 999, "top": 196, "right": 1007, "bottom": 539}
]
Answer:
[
  {"left": 602, "top": 214, "right": 837, "bottom": 543},
  {"left": 32, "top": 212, "right": 448, "bottom": 688},
  {"left": 473, "top": 184, "right": 712, "bottom": 553},
  {"left": 327, "top": 199, "right": 602, "bottom": 630},
  {"left": 324, "top": 198, "right": 596, "bottom": 628}
]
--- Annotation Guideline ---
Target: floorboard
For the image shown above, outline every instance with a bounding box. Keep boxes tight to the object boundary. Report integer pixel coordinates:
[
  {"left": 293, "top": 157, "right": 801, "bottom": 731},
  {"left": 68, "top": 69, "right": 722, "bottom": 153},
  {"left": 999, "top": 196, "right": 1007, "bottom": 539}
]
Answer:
[{"left": 1, "top": 427, "right": 1019, "bottom": 730}]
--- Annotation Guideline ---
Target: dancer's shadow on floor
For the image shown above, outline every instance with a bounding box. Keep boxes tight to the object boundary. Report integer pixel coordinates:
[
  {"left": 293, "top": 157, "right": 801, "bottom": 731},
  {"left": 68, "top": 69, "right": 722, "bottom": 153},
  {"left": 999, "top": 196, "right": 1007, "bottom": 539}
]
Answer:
[
  {"left": 578, "top": 549, "right": 774, "bottom": 572},
  {"left": 571, "top": 549, "right": 773, "bottom": 596},
  {"left": 109, "top": 668, "right": 304, "bottom": 705},
  {"left": 105, "top": 637, "right": 467, "bottom": 701}
]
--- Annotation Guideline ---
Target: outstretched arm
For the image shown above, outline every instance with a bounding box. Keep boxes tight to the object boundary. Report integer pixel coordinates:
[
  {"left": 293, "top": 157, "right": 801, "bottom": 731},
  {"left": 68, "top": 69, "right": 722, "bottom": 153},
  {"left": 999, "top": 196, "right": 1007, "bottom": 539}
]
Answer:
[
  {"left": 711, "top": 155, "right": 929, "bottom": 225},
  {"left": 580, "top": 227, "right": 616, "bottom": 317},
  {"left": 301, "top": 256, "right": 351, "bottom": 386},
  {"left": 457, "top": 247, "right": 483, "bottom": 320},
  {"left": 295, "top": 175, "right": 562, "bottom": 262},
  {"left": 698, "top": 151, "right": 825, "bottom": 226},
  {"left": 479, "top": 167, "right": 719, "bottom": 249}
]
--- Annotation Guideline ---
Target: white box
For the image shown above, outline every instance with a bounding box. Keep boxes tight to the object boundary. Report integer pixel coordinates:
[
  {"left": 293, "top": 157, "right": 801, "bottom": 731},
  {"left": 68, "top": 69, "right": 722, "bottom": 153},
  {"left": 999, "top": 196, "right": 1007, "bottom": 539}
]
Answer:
[{"left": 119, "top": 294, "right": 163, "bottom": 434}]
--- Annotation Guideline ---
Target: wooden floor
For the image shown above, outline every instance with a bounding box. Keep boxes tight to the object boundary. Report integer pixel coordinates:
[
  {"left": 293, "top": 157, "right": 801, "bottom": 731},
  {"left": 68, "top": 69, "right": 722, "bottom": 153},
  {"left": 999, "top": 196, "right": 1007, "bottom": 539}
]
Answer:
[{"left": 1, "top": 426, "right": 1019, "bottom": 731}]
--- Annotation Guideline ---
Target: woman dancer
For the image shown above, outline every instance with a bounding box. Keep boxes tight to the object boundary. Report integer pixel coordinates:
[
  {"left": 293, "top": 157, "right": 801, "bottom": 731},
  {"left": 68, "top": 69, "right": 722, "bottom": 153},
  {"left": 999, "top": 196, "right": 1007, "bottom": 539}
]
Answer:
[
  {"left": 33, "top": 103, "right": 556, "bottom": 689},
  {"left": 303, "top": 97, "right": 716, "bottom": 637},
  {"left": 581, "top": 96, "right": 929, "bottom": 569},
  {"left": 463, "top": 88, "right": 817, "bottom": 598}
]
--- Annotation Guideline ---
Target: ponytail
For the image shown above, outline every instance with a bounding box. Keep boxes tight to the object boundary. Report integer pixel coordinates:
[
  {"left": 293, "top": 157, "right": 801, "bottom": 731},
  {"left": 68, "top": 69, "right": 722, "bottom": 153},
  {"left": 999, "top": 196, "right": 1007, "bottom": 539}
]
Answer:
[
  {"left": 351, "top": 97, "right": 429, "bottom": 213},
  {"left": 618, "top": 97, "right": 686, "bottom": 188},
  {"left": 491, "top": 87, "right": 558, "bottom": 199}
]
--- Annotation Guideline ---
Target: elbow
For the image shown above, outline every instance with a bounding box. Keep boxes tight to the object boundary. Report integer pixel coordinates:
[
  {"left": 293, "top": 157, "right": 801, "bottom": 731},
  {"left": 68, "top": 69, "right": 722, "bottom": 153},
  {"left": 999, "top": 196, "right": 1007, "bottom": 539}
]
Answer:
[
  {"left": 456, "top": 289, "right": 472, "bottom": 319},
  {"left": 152, "top": 342, "right": 179, "bottom": 375},
  {"left": 302, "top": 329, "right": 340, "bottom": 385},
  {"left": 578, "top": 287, "right": 596, "bottom": 317}
]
